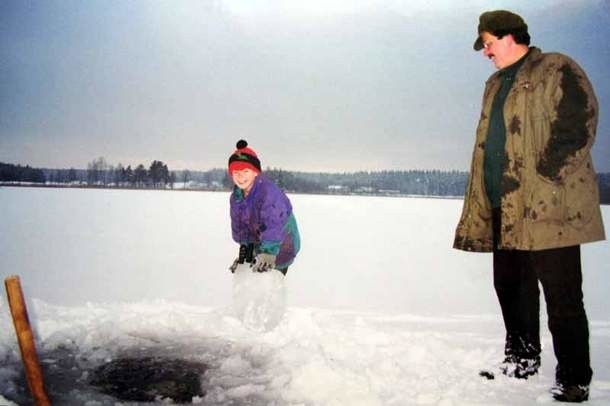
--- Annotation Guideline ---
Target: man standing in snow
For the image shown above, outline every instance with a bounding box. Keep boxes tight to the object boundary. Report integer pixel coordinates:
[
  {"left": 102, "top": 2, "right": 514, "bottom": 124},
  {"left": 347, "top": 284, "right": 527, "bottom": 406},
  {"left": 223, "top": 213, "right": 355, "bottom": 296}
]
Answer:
[{"left": 453, "top": 10, "right": 605, "bottom": 402}]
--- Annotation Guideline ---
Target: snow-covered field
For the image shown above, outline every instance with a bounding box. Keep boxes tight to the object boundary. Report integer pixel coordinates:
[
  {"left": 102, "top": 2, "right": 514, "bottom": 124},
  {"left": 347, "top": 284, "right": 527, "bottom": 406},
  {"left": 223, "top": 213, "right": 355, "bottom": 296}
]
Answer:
[{"left": 1, "top": 187, "right": 609, "bottom": 405}]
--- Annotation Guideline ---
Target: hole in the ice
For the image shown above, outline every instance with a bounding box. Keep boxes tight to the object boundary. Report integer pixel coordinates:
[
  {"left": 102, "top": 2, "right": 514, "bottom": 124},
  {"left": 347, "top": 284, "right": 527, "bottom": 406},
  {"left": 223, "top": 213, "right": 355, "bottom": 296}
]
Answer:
[{"left": 89, "top": 356, "right": 207, "bottom": 402}]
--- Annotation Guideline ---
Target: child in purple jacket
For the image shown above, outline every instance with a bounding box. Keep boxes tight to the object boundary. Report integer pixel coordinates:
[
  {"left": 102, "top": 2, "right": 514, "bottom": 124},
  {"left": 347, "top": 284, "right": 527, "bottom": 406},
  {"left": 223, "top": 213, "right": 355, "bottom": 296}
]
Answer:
[{"left": 228, "top": 140, "right": 300, "bottom": 275}]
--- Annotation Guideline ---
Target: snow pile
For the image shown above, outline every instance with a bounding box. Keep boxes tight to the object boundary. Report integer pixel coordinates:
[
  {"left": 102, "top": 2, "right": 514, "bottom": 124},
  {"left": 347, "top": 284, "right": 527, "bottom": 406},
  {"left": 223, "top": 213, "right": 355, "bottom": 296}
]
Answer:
[{"left": 1, "top": 299, "right": 610, "bottom": 405}]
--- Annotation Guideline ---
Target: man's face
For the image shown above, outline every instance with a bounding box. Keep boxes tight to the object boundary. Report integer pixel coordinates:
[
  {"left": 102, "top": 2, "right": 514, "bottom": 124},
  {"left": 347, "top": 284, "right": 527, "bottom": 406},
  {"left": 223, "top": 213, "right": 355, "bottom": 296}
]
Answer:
[
  {"left": 232, "top": 168, "right": 258, "bottom": 193},
  {"left": 480, "top": 31, "right": 513, "bottom": 69}
]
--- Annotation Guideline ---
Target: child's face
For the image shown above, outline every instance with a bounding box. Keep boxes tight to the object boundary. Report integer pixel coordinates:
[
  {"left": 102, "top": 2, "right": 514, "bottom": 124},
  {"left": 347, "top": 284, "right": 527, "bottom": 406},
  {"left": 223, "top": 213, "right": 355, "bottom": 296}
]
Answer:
[{"left": 232, "top": 168, "right": 258, "bottom": 193}]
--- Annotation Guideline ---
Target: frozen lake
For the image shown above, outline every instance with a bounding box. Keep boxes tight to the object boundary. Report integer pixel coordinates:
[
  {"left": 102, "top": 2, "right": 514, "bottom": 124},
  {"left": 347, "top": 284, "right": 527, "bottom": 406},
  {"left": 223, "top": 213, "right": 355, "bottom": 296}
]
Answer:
[
  {"left": 1, "top": 186, "right": 609, "bottom": 405},
  {"left": 1, "top": 186, "right": 609, "bottom": 318}
]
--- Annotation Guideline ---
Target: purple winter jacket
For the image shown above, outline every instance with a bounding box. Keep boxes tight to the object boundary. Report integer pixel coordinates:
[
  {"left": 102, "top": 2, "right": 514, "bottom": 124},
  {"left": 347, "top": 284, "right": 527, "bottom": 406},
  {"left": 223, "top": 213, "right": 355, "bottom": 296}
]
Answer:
[{"left": 230, "top": 175, "right": 300, "bottom": 269}]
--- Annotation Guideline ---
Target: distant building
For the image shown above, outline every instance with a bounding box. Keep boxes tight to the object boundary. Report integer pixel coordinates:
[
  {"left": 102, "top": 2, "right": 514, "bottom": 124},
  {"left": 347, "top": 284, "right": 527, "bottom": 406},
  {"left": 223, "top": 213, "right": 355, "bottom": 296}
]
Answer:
[
  {"left": 354, "top": 186, "right": 374, "bottom": 194},
  {"left": 378, "top": 189, "right": 401, "bottom": 196},
  {"left": 328, "top": 185, "right": 349, "bottom": 193}
]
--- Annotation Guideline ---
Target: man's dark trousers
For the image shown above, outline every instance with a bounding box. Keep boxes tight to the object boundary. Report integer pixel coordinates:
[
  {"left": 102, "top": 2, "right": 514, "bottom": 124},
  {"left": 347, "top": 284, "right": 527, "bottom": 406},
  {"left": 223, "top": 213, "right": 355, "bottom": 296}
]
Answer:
[{"left": 491, "top": 208, "right": 592, "bottom": 385}]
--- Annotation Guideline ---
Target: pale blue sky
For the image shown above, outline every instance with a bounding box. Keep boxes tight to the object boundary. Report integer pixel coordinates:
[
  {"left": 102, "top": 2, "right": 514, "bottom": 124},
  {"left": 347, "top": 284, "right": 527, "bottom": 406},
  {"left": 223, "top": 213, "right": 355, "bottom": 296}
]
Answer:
[{"left": 1, "top": 0, "right": 609, "bottom": 172}]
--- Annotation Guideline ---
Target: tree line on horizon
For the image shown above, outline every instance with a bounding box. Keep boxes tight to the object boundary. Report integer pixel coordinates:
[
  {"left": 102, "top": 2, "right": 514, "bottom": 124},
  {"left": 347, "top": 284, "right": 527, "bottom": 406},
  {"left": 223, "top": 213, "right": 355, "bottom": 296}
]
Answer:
[
  {"left": 0, "top": 158, "right": 175, "bottom": 189},
  {"left": 85, "top": 157, "right": 175, "bottom": 188},
  {"left": 2, "top": 159, "right": 610, "bottom": 203}
]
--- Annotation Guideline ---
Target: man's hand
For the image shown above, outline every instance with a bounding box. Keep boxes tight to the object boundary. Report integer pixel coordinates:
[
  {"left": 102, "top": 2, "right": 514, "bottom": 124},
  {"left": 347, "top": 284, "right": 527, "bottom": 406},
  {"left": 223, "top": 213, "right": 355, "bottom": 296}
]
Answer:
[{"left": 251, "top": 253, "right": 276, "bottom": 272}]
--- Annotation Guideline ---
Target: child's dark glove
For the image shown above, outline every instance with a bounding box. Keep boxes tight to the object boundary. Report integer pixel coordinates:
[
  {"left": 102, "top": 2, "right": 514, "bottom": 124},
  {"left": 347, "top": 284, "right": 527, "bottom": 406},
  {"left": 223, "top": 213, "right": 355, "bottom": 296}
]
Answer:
[
  {"left": 251, "top": 253, "right": 276, "bottom": 273},
  {"left": 229, "top": 244, "right": 255, "bottom": 273}
]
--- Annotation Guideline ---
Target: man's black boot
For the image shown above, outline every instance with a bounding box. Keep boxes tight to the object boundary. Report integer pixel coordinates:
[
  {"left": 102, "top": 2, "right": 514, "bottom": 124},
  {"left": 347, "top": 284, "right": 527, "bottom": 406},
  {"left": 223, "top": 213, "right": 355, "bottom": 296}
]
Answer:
[{"left": 550, "top": 383, "right": 589, "bottom": 403}]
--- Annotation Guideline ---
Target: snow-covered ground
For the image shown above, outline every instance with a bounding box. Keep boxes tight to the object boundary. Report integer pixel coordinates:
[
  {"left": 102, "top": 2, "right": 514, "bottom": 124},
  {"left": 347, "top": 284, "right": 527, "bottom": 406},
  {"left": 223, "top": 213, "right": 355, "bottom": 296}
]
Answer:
[{"left": 1, "top": 187, "right": 609, "bottom": 405}]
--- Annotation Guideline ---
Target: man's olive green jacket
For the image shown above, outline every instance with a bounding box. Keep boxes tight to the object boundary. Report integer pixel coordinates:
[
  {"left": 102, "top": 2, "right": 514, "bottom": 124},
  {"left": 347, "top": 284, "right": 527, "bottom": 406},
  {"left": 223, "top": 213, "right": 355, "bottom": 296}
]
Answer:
[{"left": 454, "top": 47, "right": 605, "bottom": 252}]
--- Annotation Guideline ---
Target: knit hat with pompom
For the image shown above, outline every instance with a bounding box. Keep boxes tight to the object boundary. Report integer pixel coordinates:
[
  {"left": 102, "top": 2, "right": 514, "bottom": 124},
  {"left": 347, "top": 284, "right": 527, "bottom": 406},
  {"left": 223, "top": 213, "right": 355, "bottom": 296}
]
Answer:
[{"left": 228, "top": 140, "right": 261, "bottom": 174}]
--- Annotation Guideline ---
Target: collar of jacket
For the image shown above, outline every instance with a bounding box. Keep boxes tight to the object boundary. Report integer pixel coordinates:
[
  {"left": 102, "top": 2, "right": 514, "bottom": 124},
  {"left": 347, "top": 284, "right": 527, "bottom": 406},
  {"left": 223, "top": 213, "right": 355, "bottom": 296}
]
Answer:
[{"left": 485, "top": 47, "right": 541, "bottom": 85}]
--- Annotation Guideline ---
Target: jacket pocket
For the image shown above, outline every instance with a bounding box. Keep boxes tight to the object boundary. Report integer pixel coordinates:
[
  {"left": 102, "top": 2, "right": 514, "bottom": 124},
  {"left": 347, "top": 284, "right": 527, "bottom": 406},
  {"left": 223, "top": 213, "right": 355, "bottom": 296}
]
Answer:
[
  {"left": 529, "top": 174, "right": 565, "bottom": 223},
  {"left": 564, "top": 168, "right": 596, "bottom": 230}
]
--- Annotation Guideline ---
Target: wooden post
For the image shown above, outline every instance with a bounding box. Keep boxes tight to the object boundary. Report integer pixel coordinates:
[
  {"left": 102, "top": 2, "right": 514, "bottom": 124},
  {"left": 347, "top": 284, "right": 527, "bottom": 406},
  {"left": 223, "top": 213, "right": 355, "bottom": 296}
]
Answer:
[{"left": 4, "top": 275, "right": 51, "bottom": 406}]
